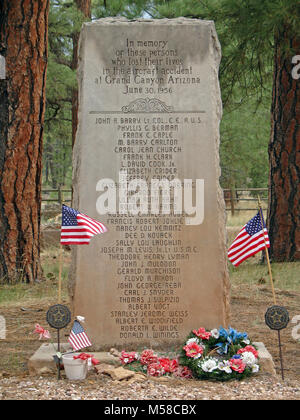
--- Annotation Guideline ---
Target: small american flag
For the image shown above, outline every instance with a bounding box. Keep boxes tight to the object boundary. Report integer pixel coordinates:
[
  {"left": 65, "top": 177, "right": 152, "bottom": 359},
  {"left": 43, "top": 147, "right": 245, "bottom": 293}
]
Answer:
[
  {"left": 68, "top": 320, "right": 92, "bottom": 351},
  {"left": 60, "top": 204, "right": 107, "bottom": 245},
  {"left": 228, "top": 211, "right": 270, "bottom": 267}
]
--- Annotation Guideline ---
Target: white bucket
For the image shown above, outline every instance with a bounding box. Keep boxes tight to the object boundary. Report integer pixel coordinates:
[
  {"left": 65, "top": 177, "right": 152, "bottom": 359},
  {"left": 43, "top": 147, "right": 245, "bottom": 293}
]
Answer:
[{"left": 62, "top": 353, "right": 88, "bottom": 380}]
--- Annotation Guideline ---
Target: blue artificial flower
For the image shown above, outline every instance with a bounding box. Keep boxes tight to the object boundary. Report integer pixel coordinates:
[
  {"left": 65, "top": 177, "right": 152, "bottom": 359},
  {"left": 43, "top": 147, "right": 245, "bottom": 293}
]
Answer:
[
  {"left": 237, "top": 331, "right": 248, "bottom": 341},
  {"left": 229, "top": 327, "right": 238, "bottom": 343},
  {"left": 218, "top": 327, "right": 229, "bottom": 339},
  {"left": 215, "top": 342, "right": 229, "bottom": 355},
  {"left": 215, "top": 327, "right": 248, "bottom": 354},
  {"left": 231, "top": 354, "right": 241, "bottom": 359}
]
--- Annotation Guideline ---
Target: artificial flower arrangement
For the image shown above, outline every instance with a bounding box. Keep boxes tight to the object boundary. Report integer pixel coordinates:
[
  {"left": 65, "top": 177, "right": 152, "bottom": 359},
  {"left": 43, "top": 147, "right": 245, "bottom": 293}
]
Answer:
[
  {"left": 119, "top": 349, "right": 193, "bottom": 379},
  {"left": 179, "top": 327, "right": 259, "bottom": 381},
  {"left": 120, "top": 327, "right": 259, "bottom": 381}
]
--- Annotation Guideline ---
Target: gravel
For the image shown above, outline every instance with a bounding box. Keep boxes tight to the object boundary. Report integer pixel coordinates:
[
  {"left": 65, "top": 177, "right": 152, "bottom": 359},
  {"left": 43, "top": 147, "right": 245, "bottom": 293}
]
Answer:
[{"left": 0, "top": 373, "right": 299, "bottom": 400}]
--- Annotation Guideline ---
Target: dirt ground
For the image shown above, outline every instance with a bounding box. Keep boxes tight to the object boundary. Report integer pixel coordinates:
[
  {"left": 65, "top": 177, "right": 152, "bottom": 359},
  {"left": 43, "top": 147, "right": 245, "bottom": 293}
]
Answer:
[{"left": 0, "top": 282, "right": 299, "bottom": 400}]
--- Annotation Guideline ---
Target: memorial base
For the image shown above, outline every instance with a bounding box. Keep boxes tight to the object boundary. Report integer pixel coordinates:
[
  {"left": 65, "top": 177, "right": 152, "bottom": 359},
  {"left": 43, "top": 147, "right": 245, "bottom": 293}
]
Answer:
[{"left": 28, "top": 342, "right": 276, "bottom": 377}]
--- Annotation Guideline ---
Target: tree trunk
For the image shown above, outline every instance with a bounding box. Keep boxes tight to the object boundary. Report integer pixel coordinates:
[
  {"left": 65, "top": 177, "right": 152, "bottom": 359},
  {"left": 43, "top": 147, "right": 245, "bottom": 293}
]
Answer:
[
  {"left": 72, "top": 0, "right": 91, "bottom": 149},
  {"left": 0, "top": 0, "right": 49, "bottom": 283},
  {"left": 268, "top": 29, "right": 300, "bottom": 261}
]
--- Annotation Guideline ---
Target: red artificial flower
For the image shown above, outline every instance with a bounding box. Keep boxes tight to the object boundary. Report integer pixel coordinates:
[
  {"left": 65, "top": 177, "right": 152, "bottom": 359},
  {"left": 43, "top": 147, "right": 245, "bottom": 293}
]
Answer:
[
  {"left": 237, "top": 345, "right": 258, "bottom": 359},
  {"left": 73, "top": 353, "right": 92, "bottom": 361},
  {"left": 120, "top": 351, "right": 138, "bottom": 365},
  {"left": 158, "top": 357, "right": 170, "bottom": 372},
  {"left": 147, "top": 362, "right": 165, "bottom": 377},
  {"left": 140, "top": 349, "right": 158, "bottom": 366},
  {"left": 173, "top": 366, "right": 193, "bottom": 379},
  {"left": 192, "top": 328, "right": 212, "bottom": 340},
  {"left": 158, "top": 358, "right": 179, "bottom": 373},
  {"left": 91, "top": 357, "right": 100, "bottom": 366},
  {"left": 183, "top": 342, "right": 204, "bottom": 358},
  {"left": 169, "top": 358, "right": 179, "bottom": 372},
  {"left": 73, "top": 353, "right": 99, "bottom": 366},
  {"left": 230, "top": 358, "right": 246, "bottom": 373}
]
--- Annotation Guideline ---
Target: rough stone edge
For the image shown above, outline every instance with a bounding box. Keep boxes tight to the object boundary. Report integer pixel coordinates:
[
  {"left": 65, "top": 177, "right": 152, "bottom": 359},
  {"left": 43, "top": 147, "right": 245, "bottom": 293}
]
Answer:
[
  {"left": 69, "top": 20, "right": 88, "bottom": 306},
  {"left": 83, "top": 17, "right": 216, "bottom": 27},
  {"left": 208, "top": 21, "right": 231, "bottom": 327}
]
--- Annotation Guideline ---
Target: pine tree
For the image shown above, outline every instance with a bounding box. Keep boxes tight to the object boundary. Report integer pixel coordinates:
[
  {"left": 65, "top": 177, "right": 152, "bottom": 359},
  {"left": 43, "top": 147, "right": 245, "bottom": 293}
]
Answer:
[
  {"left": 0, "top": 0, "right": 50, "bottom": 283},
  {"left": 268, "top": 25, "right": 300, "bottom": 261}
]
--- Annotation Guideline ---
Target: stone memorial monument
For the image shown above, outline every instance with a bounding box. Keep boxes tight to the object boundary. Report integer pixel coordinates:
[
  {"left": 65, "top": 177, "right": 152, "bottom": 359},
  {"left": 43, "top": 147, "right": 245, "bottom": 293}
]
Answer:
[{"left": 71, "top": 18, "right": 230, "bottom": 350}]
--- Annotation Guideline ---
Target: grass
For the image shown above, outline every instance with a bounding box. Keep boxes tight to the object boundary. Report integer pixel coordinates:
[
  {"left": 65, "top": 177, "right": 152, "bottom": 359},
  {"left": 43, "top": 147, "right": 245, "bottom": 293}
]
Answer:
[
  {"left": 229, "top": 260, "right": 300, "bottom": 292},
  {"left": 0, "top": 247, "right": 69, "bottom": 307}
]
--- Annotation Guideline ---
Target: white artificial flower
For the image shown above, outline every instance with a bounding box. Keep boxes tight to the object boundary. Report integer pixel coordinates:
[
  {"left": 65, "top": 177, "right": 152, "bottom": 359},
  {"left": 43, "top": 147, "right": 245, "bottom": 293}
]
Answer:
[
  {"left": 242, "top": 339, "right": 250, "bottom": 345},
  {"left": 240, "top": 351, "right": 257, "bottom": 367},
  {"left": 211, "top": 329, "right": 220, "bottom": 339},
  {"left": 201, "top": 358, "right": 219, "bottom": 373},
  {"left": 194, "top": 353, "right": 202, "bottom": 360},
  {"left": 218, "top": 360, "right": 232, "bottom": 374},
  {"left": 252, "top": 364, "right": 260, "bottom": 373},
  {"left": 186, "top": 337, "right": 200, "bottom": 346}
]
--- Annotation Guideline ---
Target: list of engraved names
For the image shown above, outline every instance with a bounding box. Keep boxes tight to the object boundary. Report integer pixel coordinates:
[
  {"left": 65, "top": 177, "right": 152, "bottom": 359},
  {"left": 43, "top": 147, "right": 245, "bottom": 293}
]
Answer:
[{"left": 92, "top": 35, "right": 203, "bottom": 341}]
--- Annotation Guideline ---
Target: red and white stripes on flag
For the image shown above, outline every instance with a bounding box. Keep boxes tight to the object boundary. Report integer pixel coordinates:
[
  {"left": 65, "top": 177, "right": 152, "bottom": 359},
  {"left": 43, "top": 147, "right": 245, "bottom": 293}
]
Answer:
[
  {"left": 61, "top": 204, "right": 107, "bottom": 245},
  {"left": 68, "top": 320, "right": 92, "bottom": 351},
  {"left": 228, "top": 211, "right": 270, "bottom": 267}
]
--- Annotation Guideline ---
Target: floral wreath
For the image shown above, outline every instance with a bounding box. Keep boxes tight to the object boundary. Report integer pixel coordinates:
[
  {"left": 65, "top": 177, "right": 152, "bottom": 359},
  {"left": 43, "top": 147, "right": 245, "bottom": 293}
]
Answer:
[
  {"left": 179, "top": 327, "right": 259, "bottom": 381},
  {"left": 120, "top": 327, "right": 259, "bottom": 381}
]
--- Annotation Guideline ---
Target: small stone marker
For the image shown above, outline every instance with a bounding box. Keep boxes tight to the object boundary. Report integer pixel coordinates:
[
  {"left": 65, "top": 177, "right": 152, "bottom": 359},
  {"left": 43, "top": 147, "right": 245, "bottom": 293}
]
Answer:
[{"left": 71, "top": 18, "right": 230, "bottom": 349}]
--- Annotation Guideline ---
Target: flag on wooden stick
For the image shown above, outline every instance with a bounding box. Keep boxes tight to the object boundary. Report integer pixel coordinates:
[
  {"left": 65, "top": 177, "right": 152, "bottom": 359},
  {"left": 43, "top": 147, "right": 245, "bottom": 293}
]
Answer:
[
  {"left": 60, "top": 204, "right": 107, "bottom": 245},
  {"left": 68, "top": 320, "right": 92, "bottom": 351},
  {"left": 228, "top": 211, "right": 270, "bottom": 267}
]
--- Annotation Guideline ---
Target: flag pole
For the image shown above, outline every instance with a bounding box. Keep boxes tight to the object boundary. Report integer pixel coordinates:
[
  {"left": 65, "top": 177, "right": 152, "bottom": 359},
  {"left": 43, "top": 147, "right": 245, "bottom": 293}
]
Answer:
[
  {"left": 57, "top": 199, "right": 65, "bottom": 379},
  {"left": 258, "top": 197, "right": 287, "bottom": 380},
  {"left": 58, "top": 198, "right": 65, "bottom": 304},
  {"left": 58, "top": 243, "right": 63, "bottom": 304},
  {"left": 57, "top": 239, "right": 63, "bottom": 380},
  {"left": 257, "top": 196, "right": 276, "bottom": 306}
]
